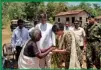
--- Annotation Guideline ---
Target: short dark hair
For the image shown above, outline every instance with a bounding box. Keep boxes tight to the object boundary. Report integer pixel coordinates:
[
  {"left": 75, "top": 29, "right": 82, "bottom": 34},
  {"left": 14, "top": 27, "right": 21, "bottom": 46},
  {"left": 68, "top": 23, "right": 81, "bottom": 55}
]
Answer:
[
  {"left": 74, "top": 20, "right": 79, "bottom": 24},
  {"left": 88, "top": 15, "right": 95, "bottom": 19},
  {"left": 34, "top": 20, "right": 38, "bottom": 26},
  {"left": 17, "top": 19, "right": 24, "bottom": 25},
  {"left": 52, "top": 22, "right": 64, "bottom": 33}
]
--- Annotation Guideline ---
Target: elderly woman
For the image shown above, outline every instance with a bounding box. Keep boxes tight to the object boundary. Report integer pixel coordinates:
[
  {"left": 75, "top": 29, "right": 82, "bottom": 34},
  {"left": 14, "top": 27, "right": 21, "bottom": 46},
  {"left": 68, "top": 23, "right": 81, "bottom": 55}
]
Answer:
[{"left": 18, "top": 28, "right": 55, "bottom": 69}]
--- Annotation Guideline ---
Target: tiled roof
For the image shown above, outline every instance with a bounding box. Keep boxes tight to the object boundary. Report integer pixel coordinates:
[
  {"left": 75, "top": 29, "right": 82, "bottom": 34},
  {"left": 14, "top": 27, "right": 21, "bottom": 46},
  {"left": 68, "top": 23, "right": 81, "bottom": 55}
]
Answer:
[{"left": 56, "top": 10, "right": 87, "bottom": 16}]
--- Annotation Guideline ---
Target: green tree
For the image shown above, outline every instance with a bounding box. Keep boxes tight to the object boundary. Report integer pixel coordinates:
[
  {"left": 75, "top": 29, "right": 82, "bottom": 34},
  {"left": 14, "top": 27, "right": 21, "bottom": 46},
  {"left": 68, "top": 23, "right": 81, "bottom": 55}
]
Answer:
[
  {"left": 46, "top": 2, "right": 68, "bottom": 21},
  {"left": 38, "top": 2, "right": 46, "bottom": 14},
  {"left": 8, "top": 2, "right": 25, "bottom": 19},
  {"left": 24, "top": 2, "right": 41, "bottom": 20},
  {"left": 93, "top": 4, "right": 101, "bottom": 16},
  {"left": 46, "top": 2, "right": 56, "bottom": 20},
  {"left": 2, "top": 2, "right": 26, "bottom": 26},
  {"left": 68, "top": 2, "right": 101, "bottom": 17},
  {"left": 2, "top": 2, "right": 11, "bottom": 26},
  {"left": 54, "top": 2, "right": 68, "bottom": 14}
]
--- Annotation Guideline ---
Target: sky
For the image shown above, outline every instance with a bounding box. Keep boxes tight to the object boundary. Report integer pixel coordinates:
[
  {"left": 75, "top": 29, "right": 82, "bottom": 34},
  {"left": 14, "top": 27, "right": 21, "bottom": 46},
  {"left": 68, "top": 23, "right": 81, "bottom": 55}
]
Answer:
[
  {"left": 68, "top": 2, "right": 101, "bottom": 6},
  {"left": 45, "top": 2, "right": 101, "bottom": 6}
]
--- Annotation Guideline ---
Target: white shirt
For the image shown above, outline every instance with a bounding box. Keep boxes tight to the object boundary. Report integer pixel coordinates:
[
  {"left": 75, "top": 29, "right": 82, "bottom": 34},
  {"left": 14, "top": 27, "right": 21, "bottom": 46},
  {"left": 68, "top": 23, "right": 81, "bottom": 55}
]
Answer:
[
  {"left": 29, "top": 23, "right": 56, "bottom": 49},
  {"left": 72, "top": 27, "right": 86, "bottom": 46},
  {"left": 11, "top": 27, "right": 30, "bottom": 48},
  {"left": 69, "top": 26, "right": 74, "bottom": 31}
]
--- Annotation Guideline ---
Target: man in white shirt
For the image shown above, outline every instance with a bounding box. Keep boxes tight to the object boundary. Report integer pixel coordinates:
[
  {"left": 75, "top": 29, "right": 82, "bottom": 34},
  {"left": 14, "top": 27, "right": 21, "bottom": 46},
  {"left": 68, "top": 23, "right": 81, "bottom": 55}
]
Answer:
[
  {"left": 72, "top": 20, "right": 86, "bottom": 49},
  {"left": 11, "top": 19, "right": 30, "bottom": 61},
  {"left": 29, "top": 13, "right": 55, "bottom": 68},
  {"left": 71, "top": 20, "right": 86, "bottom": 67}
]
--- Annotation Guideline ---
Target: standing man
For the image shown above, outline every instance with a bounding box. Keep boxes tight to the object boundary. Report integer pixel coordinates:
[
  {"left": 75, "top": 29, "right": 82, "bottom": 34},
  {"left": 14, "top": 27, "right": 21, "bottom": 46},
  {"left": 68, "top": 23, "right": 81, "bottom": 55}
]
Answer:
[
  {"left": 11, "top": 19, "right": 30, "bottom": 61},
  {"left": 86, "top": 15, "right": 101, "bottom": 69},
  {"left": 72, "top": 20, "right": 86, "bottom": 67},
  {"left": 29, "top": 13, "right": 55, "bottom": 68}
]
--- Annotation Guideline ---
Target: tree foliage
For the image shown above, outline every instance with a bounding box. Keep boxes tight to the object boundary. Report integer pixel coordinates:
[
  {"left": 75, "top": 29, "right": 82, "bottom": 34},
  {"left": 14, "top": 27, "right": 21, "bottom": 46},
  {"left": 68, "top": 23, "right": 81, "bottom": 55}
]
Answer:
[
  {"left": 24, "top": 2, "right": 41, "bottom": 20},
  {"left": 2, "top": 2, "right": 101, "bottom": 26},
  {"left": 68, "top": 2, "right": 101, "bottom": 17}
]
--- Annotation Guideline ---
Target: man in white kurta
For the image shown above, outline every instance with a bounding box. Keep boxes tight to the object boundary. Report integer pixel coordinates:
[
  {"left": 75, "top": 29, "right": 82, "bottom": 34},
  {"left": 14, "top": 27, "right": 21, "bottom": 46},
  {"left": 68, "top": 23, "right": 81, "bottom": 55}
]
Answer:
[{"left": 29, "top": 13, "right": 55, "bottom": 68}]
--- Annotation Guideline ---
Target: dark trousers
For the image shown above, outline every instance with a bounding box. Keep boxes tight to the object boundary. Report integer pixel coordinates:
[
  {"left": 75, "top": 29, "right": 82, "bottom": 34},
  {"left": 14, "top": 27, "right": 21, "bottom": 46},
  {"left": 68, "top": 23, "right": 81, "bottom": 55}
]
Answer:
[{"left": 16, "top": 46, "right": 22, "bottom": 61}]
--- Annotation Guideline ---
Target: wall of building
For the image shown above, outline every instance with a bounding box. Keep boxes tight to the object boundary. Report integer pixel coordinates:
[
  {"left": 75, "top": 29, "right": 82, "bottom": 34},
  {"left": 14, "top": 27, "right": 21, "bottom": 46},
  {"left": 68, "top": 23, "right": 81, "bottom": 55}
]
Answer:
[{"left": 55, "top": 11, "right": 88, "bottom": 27}]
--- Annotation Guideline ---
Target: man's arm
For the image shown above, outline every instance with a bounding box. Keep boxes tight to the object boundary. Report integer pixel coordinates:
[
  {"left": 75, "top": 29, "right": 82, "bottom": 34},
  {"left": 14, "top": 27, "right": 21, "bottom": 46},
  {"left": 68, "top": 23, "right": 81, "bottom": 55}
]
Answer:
[{"left": 52, "top": 49, "right": 67, "bottom": 54}]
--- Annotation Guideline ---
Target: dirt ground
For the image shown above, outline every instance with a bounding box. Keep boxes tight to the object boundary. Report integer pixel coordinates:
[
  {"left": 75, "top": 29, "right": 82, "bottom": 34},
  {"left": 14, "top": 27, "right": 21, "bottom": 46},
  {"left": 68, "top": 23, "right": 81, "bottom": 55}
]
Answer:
[{"left": 2, "top": 25, "right": 12, "bottom": 46}]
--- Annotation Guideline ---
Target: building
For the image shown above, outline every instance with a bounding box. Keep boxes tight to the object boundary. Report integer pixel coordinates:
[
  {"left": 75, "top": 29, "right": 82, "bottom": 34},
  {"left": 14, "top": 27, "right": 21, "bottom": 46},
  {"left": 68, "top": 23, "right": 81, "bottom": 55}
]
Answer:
[
  {"left": 55, "top": 10, "right": 89, "bottom": 27},
  {"left": 95, "top": 16, "right": 101, "bottom": 23}
]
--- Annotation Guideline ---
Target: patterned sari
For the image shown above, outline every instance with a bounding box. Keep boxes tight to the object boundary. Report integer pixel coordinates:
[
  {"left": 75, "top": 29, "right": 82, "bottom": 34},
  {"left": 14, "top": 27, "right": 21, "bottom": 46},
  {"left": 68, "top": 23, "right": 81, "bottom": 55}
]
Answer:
[{"left": 52, "top": 31, "right": 82, "bottom": 69}]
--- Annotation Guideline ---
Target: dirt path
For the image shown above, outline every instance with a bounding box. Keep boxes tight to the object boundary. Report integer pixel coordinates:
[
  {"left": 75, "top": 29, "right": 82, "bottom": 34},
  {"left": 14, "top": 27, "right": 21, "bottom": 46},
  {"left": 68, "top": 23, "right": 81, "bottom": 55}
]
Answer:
[{"left": 2, "top": 25, "right": 12, "bottom": 46}]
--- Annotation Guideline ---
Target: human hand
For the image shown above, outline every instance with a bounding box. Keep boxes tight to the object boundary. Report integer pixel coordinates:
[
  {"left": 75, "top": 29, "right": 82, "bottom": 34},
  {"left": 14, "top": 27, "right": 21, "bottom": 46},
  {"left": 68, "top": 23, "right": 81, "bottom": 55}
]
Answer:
[
  {"left": 50, "top": 47, "right": 56, "bottom": 51},
  {"left": 52, "top": 49, "right": 58, "bottom": 53}
]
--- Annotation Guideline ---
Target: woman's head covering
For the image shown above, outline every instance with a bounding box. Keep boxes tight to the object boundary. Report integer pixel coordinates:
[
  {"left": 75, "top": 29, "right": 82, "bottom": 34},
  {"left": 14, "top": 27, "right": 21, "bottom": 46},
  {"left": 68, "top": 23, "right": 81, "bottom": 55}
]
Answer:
[{"left": 29, "top": 28, "right": 41, "bottom": 41}]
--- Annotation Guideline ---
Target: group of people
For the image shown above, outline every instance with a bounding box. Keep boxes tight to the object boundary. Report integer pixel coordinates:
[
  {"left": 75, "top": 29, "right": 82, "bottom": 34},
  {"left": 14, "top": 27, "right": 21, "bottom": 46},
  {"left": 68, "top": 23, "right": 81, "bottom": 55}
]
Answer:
[{"left": 11, "top": 13, "right": 101, "bottom": 69}]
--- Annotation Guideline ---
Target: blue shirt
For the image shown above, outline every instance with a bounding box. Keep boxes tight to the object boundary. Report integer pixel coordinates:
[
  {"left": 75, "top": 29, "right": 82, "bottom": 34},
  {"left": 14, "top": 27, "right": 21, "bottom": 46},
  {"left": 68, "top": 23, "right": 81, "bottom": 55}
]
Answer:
[{"left": 11, "top": 27, "right": 30, "bottom": 48}]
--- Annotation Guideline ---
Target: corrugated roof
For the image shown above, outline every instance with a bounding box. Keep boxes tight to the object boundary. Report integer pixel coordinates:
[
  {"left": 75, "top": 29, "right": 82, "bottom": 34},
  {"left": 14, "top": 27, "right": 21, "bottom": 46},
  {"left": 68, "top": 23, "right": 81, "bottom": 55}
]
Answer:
[{"left": 56, "top": 10, "right": 87, "bottom": 16}]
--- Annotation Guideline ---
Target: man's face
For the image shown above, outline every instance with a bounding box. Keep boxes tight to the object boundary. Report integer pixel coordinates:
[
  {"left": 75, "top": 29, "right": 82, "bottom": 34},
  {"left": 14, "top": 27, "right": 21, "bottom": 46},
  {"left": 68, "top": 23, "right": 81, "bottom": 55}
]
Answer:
[
  {"left": 41, "top": 17, "right": 46, "bottom": 24},
  {"left": 18, "top": 22, "right": 23, "bottom": 29},
  {"left": 88, "top": 18, "right": 95, "bottom": 24},
  {"left": 74, "top": 22, "right": 79, "bottom": 28}
]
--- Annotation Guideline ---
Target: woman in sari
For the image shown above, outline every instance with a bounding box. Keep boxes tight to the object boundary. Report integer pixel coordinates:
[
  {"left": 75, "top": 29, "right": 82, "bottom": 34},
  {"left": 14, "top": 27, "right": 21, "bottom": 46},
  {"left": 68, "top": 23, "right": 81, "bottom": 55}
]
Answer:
[
  {"left": 18, "top": 28, "right": 55, "bottom": 69},
  {"left": 52, "top": 22, "right": 82, "bottom": 69}
]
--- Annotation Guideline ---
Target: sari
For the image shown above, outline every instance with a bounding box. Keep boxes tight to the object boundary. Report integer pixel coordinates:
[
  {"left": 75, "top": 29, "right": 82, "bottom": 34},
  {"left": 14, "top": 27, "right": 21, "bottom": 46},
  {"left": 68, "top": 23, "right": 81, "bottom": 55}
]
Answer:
[
  {"left": 52, "top": 31, "right": 82, "bottom": 69},
  {"left": 18, "top": 40, "right": 41, "bottom": 69}
]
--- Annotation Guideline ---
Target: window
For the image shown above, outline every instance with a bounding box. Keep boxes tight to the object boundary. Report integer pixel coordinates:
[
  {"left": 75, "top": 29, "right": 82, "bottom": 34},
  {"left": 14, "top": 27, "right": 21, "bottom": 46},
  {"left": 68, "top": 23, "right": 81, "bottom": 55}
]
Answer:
[
  {"left": 79, "top": 17, "right": 82, "bottom": 21},
  {"left": 58, "top": 18, "right": 60, "bottom": 22},
  {"left": 66, "top": 17, "right": 69, "bottom": 21},
  {"left": 72, "top": 17, "right": 75, "bottom": 23},
  {"left": 79, "top": 17, "right": 82, "bottom": 24}
]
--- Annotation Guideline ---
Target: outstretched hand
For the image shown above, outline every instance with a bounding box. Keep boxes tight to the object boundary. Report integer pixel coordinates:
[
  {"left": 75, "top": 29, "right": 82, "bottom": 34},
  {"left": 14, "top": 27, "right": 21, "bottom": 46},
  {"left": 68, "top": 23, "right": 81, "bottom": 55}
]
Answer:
[
  {"left": 50, "top": 47, "right": 56, "bottom": 51},
  {"left": 52, "top": 49, "right": 67, "bottom": 54}
]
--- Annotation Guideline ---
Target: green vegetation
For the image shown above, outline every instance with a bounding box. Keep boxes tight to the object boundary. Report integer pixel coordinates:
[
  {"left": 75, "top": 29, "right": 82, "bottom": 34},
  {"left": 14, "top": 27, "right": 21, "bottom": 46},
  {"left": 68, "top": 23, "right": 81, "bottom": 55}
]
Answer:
[{"left": 2, "top": 2, "right": 101, "bottom": 26}]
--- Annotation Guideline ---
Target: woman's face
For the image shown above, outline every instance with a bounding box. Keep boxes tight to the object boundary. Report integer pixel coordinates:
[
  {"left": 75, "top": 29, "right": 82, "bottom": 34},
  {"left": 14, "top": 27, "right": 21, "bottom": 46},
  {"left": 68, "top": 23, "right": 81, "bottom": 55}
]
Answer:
[
  {"left": 55, "top": 30, "right": 63, "bottom": 37},
  {"left": 37, "top": 32, "right": 42, "bottom": 41}
]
